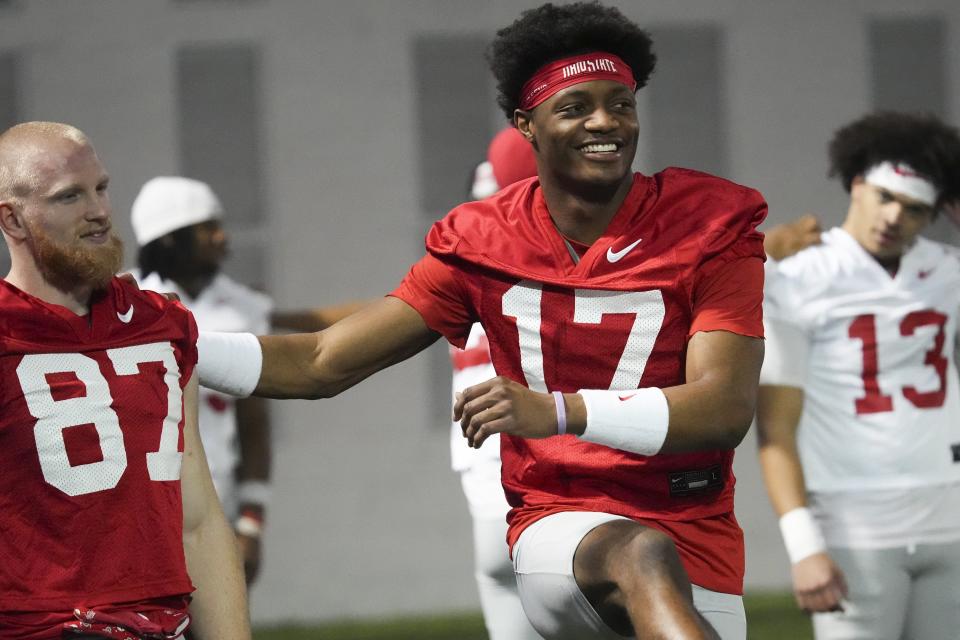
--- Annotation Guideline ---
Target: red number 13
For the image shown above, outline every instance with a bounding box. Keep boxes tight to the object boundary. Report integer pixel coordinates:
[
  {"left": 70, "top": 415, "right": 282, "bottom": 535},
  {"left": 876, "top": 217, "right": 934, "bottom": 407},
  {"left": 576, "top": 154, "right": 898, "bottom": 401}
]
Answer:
[{"left": 849, "top": 310, "right": 948, "bottom": 415}]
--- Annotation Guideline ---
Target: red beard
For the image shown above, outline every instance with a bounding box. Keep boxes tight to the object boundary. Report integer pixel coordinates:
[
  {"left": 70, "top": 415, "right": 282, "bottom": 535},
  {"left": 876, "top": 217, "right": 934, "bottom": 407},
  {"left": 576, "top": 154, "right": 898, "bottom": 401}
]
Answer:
[{"left": 26, "top": 224, "right": 124, "bottom": 293}]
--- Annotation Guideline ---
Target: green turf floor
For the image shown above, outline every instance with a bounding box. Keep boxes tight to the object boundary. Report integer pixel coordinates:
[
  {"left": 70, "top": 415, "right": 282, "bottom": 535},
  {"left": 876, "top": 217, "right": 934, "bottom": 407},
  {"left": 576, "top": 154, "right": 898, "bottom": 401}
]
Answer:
[{"left": 254, "top": 591, "right": 813, "bottom": 639}]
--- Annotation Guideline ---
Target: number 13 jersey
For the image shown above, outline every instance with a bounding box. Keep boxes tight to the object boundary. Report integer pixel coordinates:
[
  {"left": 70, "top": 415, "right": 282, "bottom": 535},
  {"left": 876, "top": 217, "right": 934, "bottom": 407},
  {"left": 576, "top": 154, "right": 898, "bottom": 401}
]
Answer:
[
  {"left": 393, "top": 169, "right": 767, "bottom": 594},
  {"left": 763, "top": 227, "right": 960, "bottom": 493},
  {"left": 0, "top": 277, "right": 197, "bottom": 614}
]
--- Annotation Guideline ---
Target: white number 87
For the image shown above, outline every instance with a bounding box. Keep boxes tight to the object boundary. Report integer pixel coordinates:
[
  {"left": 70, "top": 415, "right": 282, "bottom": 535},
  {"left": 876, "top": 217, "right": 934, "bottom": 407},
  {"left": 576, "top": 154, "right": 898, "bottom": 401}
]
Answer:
[{"left": 16, "top": 342, "right": 184, "bottom": 497}]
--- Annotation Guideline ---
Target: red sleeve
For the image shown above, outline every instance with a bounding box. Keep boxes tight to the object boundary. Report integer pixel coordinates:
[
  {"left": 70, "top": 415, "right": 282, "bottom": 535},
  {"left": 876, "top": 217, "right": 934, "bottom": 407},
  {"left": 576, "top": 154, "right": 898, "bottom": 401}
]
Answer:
[
  {"left": 689, "top": 255, "right": 764, "bottom": 338},
  {"left": 389, "top": 253, "right": 475, "bottom": 348},
  {"left": 171, "top": 300, "right": 199, "bottom": 387}
]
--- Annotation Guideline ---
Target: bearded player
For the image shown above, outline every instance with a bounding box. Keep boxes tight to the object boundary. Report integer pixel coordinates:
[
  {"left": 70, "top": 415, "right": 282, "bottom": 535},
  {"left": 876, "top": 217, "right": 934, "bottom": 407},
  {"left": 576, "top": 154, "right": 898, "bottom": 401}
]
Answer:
[
  {"left": 0, "top": 122, "right": 249, "bottom": 640},
  {"left": 199, "top": 3, "right": 766, "bottom": 638},
  {"left": 757, "top": 112, "right": 960, "bottom": 639}
]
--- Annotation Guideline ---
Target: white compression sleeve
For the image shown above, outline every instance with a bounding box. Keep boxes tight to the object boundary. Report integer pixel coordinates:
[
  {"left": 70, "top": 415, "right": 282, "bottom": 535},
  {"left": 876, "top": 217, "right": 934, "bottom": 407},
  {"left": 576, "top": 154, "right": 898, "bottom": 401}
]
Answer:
[{"left": 197, "top": 331, "right": 262, "bottom": 397}]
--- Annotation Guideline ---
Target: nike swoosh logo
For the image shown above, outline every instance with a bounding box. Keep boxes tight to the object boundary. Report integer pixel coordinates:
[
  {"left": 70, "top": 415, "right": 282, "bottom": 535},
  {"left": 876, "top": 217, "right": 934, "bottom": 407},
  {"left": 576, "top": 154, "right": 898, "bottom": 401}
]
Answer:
[
  {"left": 618, "top": 393, "right": 638, "bottom": 402},
  {"left": 607, "top": 238, "right": 643, "bottom": 263},
  {"left": 117, "top": 306, "right": 134, "bottom": 323}
]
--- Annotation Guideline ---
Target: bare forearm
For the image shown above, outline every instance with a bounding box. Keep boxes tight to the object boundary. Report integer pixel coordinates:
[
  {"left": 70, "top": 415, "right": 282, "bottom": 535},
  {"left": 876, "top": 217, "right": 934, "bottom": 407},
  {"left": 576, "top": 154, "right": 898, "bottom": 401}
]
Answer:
[
  {"left": 458, "top": 331, "right": 762, "bottom": 455},
  {"left": 255, "top": 298, "right": 441, "bottom": 399},
  {"left": 558, "top": 378, "right": 754, "bottom": 453},
  {"left": 758, "top": 443, "right": 808, "bottom": 515},
  {"left": 255, "top": 333, "right": 331, "bottom": 398},
  {"left": 659, "top": 380, "right": 755, "bottom": 452},
  {"left": 756, "top": 385, "right": 809, "bottom": 515},
  {"left": 183, "top": 506, "right": 250, "bottom": 639},
  {"left": 271, "top": 301, "right": 369, "bottom": 333},
  {"left": 236, "top": 398, "right": 270, "bottom": 483}
]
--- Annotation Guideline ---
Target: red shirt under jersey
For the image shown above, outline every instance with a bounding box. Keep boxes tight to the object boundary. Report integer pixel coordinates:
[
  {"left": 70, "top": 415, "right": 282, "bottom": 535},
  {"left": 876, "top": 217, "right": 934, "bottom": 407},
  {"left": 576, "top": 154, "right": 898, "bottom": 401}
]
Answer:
[
  {"left": 392, "top": 169, "right": 765, "bottom": 594},
  {"left": 0, "top": 277, "right": 197, "bottom": 638}
]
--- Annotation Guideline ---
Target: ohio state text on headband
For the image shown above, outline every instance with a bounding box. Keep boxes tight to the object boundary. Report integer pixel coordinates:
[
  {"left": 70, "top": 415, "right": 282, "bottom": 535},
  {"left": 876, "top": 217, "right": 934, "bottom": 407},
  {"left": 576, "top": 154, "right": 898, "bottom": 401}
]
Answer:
[{"left": 519, "top": 52, "right": 637, "bottom": 111}]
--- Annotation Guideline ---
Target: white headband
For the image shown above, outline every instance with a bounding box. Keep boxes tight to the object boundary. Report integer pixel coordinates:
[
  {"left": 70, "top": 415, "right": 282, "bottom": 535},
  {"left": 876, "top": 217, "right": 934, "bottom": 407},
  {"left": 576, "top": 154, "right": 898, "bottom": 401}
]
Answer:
[{"left": 864, "top": 161, "right": 937, "bottom": 206}]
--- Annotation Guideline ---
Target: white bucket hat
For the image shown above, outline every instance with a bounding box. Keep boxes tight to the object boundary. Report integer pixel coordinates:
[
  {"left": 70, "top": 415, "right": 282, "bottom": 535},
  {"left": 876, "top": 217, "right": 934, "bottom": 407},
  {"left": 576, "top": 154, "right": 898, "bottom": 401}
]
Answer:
[{"left": 131, "top": 176, "right": 223, "bottom": 246}]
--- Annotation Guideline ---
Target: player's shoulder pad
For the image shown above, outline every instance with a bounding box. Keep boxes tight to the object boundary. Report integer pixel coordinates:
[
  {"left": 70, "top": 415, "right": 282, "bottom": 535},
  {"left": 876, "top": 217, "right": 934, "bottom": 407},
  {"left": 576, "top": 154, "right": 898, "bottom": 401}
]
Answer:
[
  {"left": 111, "top": 275, "right": 195, "bottom": 329},
  {"left": 426, "top": 177, "right": 538, "bottom": 257},
  {"left": 657, "top": 167, "right": 766, "bottom": 207},
  {"left": 654, "top": 168, "right": 768, "bottom": 263},
  {"left": 919, "top": 236, "right": 960, "bottom": 263},
  {"left": 768, "top": 230, "right": 845, "bottom": 300}
]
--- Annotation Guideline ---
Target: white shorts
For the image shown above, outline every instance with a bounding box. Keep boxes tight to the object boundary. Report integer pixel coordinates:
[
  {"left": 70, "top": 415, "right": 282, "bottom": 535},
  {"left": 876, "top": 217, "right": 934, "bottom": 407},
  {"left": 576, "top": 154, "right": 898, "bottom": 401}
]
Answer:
[{"left": 513, "top": 511, "right": 746, "bottom": 640}]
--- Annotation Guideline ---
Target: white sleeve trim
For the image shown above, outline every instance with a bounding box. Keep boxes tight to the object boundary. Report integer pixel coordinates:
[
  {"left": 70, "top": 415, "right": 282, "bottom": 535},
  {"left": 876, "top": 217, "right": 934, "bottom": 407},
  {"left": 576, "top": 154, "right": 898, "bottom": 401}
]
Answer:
[{"left": 197, "top": 331, "right": 262, "bottom": 397}]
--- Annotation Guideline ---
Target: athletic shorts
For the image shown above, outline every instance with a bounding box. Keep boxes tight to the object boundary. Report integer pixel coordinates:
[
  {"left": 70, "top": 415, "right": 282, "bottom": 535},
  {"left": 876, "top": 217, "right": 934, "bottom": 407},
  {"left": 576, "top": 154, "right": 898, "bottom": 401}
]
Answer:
[{"left": 513, "top": 511, "right": 746, "bottom": 640}]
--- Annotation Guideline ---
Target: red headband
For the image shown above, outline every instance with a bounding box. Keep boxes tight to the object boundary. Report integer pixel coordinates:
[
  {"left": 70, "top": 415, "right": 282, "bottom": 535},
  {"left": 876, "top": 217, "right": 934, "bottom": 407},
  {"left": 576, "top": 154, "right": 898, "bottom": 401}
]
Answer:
[{"left": 519, "top": 52, "right": 636, "bottom": 111}]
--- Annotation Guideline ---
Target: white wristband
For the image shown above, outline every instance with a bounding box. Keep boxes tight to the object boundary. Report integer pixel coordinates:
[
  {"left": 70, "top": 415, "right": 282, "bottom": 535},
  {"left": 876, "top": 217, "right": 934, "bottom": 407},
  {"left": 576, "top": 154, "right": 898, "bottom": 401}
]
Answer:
[
  {"left": 577, "top": 387, "right": 669, "bottom": 455},
  {"left": 779, "top": 506, "right": 827, "bottom": 564},
  {"left": 238, "top": 480, "right": 272, "bottom": 507},
  {"left": 235, "top": 514, "right": 263, "bottom": 538},
  {"left": 197, "top": 331, "right": 262, "bottom": 397}
]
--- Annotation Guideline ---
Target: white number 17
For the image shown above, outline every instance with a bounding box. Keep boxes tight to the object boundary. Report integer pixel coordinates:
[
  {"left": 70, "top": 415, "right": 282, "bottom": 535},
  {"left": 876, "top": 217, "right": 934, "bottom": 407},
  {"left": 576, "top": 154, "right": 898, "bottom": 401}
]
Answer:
[{"left": 501, "top": 281, "right": 666, "bottom": 392}]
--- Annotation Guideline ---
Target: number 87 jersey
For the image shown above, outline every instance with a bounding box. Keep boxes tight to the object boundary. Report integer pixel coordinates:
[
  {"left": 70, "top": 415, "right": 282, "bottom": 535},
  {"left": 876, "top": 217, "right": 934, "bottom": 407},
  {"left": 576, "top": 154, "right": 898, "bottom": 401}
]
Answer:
[
  {"left": 393, "top": 169, "right": 767, "bottom": 595},
  {"left": 0, "top": 278, "right": 197, "bottom": 614},
  {"left": 762, "top": 227, "right": 960, "bottom": 493}
]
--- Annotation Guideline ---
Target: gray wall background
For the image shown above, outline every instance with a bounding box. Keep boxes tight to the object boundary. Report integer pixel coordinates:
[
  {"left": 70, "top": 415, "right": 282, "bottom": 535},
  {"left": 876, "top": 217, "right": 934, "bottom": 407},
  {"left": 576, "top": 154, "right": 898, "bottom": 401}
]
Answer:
[{"left": 1, "top": 0, "right": 959, "bottom": 625}]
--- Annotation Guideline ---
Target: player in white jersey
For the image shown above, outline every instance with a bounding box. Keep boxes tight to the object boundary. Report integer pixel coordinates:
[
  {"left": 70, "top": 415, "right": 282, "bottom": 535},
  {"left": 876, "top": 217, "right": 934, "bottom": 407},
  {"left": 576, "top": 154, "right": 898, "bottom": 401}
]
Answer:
[
  {"left": 757, "top": 112, "right": 960, "bottom": 639},
  {"left": 130, "top": 176, "right": 273, "bottom": 585}
]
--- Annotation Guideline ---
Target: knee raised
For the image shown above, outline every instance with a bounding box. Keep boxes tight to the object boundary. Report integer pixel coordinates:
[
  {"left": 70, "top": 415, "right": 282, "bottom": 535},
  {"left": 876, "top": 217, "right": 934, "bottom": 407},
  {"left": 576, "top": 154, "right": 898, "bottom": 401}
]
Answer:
[{"left": 621, "top": 527, "right": 683, "bottom": 573}]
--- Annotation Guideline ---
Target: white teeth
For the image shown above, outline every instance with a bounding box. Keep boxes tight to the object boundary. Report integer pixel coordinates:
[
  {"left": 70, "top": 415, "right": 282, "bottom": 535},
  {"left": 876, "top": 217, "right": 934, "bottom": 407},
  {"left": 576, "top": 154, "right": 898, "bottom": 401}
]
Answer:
[{"left": 582, "top": 143, "right": 617, "bottom": 153}]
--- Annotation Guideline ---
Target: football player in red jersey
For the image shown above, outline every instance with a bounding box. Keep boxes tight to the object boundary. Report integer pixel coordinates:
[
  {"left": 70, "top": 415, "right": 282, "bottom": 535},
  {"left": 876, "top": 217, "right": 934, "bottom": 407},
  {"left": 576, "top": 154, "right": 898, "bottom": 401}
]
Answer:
[
  {"left": 0, "top": 122, "right": 250, "bottom": 640},
  {"left": 199, "top": 3, "right": 765, "bottom": 638}
]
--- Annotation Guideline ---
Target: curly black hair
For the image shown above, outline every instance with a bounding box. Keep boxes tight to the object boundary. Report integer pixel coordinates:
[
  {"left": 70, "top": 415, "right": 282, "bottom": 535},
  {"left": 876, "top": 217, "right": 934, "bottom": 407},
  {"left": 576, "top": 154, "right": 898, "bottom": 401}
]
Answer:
[
  {"left": 828, "top": 111, "right": 960, "bottom": 208},
  {"left": 488, "top": 2, "right": 656, "bottom": 121}
]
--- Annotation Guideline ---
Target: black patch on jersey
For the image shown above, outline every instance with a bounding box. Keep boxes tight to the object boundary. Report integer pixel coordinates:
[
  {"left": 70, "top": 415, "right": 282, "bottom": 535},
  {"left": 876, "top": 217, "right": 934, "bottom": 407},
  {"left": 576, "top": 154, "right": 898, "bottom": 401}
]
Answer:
[
  {"left": 951, "top": 444, "right": 960, "bottom": 463},
  {"left": 669, "top": 465, "right": 723, "bottom": 497}
]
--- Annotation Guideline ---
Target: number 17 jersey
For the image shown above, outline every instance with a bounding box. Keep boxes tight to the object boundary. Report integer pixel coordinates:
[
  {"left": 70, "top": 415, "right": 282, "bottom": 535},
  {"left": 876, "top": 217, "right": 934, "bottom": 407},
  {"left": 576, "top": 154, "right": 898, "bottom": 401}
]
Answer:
[{"left": 393, "top": 169, "right": 767, "bottom": 594}]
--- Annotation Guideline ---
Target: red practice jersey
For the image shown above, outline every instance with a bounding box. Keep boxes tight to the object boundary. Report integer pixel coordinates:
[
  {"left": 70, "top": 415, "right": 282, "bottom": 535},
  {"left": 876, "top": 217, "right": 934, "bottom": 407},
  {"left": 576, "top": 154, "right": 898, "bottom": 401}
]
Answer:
[
  {"left": 393, "top": 169, "right": 766, "bottom": 594},
  {"left": 0, "top": 277, "right": 197, "bottom": 638}
]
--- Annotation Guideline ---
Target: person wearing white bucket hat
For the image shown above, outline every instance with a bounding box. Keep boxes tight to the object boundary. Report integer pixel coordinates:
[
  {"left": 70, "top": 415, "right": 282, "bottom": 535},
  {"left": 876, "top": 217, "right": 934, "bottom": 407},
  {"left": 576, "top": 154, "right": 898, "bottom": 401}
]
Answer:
[
  {"left": 131, "top": 176, "right": 273, "bottom": 586},
  {"left": 757, "top": 112, "right": 960, "bottom": 639}
]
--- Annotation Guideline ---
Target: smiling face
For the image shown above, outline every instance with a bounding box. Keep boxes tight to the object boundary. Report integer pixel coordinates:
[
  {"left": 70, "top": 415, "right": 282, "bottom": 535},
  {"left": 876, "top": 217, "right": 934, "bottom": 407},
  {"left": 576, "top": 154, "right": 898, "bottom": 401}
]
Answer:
[
  {"left": 843, "top": 177, "right": 936, "bottom": 264},
  {"left": 17, "top": 137, "right": 123, "bottom": 292},
  {"left": 517, "top": 79, "right": 639, "bottom": 195}
]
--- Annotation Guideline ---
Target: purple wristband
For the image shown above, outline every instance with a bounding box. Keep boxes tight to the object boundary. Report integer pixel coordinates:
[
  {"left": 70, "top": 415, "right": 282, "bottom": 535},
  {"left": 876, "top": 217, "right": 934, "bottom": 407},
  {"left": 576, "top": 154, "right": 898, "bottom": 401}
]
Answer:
[{"left": 553, "top": 391, "right": 567, "bottom": 436}]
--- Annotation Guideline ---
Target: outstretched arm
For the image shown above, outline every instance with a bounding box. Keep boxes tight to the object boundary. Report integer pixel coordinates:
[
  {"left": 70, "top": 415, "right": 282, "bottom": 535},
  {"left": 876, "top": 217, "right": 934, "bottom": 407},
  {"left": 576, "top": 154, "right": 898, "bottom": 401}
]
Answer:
[
  {"left": 201, "top": 296, "right": 441, "bottom": 400},
  {"left": 181, "top": 373, "right": 251, "bottom": 640},
  {"left": 271, "top": 300, "right": 370, "bottom": 333}
]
